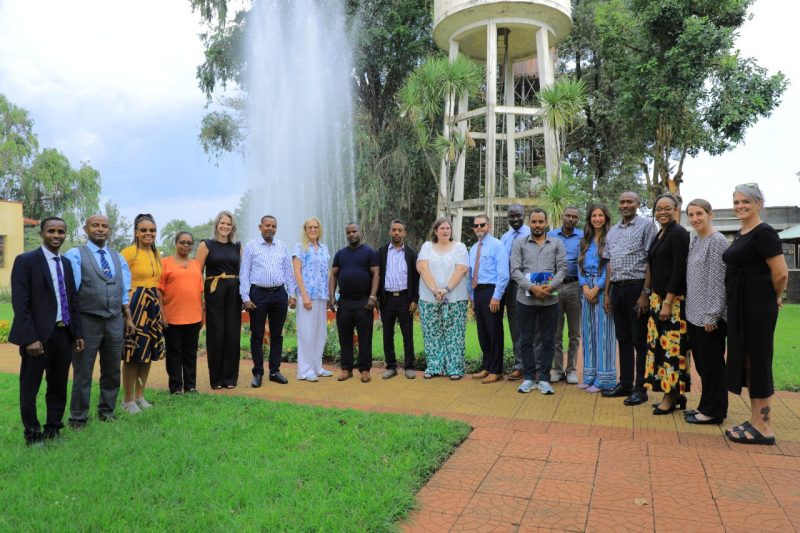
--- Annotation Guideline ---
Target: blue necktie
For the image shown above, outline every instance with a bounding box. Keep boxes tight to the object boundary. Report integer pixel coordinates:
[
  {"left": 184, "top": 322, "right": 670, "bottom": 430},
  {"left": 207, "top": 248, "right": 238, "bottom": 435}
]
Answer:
[
  {"left": 98, "top": 249, "right": 112, "bottom": 279},
  {"left": 53, "top": 257, "right": 71, "bottom": 325}
]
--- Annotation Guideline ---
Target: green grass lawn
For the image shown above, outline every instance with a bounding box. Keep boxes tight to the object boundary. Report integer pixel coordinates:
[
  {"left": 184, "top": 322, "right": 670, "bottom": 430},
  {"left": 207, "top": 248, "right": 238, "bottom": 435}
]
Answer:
[
  {"left": 0, "top": 302, "right": 12, "bottom": 322},
  {"left": 0, "top": 373, "right": 469, "bottom": 531},
  {"left": 774, "top": 304, "right": 800, "bottom": 391}
]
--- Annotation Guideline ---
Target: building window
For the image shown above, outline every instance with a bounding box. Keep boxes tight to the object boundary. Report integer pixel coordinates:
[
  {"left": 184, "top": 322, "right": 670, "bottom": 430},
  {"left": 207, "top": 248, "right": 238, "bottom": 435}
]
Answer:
[{"left": 0, "top": 235, "right": 5, "bottom": 268}]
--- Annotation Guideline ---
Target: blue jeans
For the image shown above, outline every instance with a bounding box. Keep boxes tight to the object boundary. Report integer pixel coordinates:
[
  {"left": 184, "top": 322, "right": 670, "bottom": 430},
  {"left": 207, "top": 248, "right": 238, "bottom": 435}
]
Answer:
[{"left": 517, "top": 302, "right": 558, "bottom": 382}]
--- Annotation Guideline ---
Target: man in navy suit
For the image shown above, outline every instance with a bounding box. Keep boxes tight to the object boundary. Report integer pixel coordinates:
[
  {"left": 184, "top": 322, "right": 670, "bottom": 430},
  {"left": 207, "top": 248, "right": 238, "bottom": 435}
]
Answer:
[{"left": 9, "top": 217, "right": 84, "bottom": 445}]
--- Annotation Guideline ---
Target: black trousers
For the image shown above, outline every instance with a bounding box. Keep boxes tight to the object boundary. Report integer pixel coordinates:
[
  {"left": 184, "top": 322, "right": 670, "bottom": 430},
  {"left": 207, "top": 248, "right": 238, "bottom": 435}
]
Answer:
[
  {"left": 518, "top": 302, "right": 558, "bottom": 382},
  {"left": 689, "top": 322, "right": 728, "bottom": 419},
  {"left": 165, "top": 322, "right": 202, "bottom": 393},
  {"left": 610, "top": 280, "right": 648, "bottom": 391},
  {"left": 19, "top": 326, "right": 73, "bottom": 443},
  {"left": 205, "top": 278, "right": 241, "bottom": 387},
  {"left": 504, "top": 280, "right": 523, "bottom": 369},
  {"left": 248, "top": 286, "right": 288, "bottom": 376},
  {"left": 337, "top": 298, "right": 373, "bottom": 372},
  {"left": 474, "top": 285, "right": 505, "bottom": 374},
  {"left": 381, "top": 291, "right": 415, "bottom": 370}
]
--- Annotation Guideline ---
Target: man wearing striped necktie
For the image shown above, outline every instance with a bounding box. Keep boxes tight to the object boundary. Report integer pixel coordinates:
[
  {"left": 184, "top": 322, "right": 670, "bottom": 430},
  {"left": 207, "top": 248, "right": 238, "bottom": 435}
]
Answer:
[
  {"left": 64, "top": 214, "right": 135, "bottom": 428},
  {"left": 9, "top": 217, "right": 84, "bottom": 445}
]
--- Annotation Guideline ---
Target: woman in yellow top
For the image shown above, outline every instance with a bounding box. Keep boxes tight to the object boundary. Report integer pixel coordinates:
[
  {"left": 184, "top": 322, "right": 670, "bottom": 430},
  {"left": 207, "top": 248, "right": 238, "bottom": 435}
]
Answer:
[{"left": 120, "top": 214, "right": 166, "bottom": 414}]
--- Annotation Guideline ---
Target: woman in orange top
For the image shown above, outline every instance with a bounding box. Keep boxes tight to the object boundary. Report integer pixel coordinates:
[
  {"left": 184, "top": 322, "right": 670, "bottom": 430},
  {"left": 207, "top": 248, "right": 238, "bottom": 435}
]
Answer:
[
  {"left": 160, "top": 231, "right": 204, "bottom": 394},
  {"left": 120, "top": 214, "right": 165, "bottom": 414}
]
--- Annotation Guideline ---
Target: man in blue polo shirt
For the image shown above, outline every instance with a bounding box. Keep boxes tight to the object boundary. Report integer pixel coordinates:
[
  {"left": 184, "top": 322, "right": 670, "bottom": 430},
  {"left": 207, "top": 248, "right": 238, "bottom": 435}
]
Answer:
[{"left": 546, "top": 207, "right": 583, "bottom": 384}]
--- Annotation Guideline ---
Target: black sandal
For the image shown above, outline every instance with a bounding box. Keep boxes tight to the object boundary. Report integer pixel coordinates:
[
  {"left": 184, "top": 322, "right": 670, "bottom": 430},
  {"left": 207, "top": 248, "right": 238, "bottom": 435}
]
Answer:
[
  {"left": 725, "top": 421, "right": 776, "bottom": 445},
  {"left": 684, "top": 412, "right": 723, "bottom": 425}
]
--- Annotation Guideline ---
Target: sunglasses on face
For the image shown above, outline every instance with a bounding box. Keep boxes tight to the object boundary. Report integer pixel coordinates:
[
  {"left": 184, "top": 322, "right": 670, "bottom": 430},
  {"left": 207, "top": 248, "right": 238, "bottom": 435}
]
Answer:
[
  {"left": 473, "top": 222, "right": 487, "bottom": 228},
  {"left": 177, "top": 240, "right": 194, "bottom": 245},
  {"left": 138, "top": 228, "right": 156, "bottom": 233}
]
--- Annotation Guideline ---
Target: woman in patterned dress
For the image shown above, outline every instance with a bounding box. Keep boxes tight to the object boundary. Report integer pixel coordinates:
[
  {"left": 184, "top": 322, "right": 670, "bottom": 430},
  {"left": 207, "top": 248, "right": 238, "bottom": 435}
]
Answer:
[
  {"left": 723, "top": 184, "right": 788, "bottom": 445},
  {"left": 684, "top": 199, "right": 729, "bottom": 424},
  {"left": 120, "top": 214, "right": 166, "bottom": 414},
  {"left": 292, "top": 216, "right": 333, "bottom": 381},
  {"left": 576, "top": 204, "right": 616, "bottom": 392},
  {"left": 416, "top": 217, "right": 469, "bottom": 380},
  {"left": 643, "top": 194, "right": 691, "bottom": 415}
]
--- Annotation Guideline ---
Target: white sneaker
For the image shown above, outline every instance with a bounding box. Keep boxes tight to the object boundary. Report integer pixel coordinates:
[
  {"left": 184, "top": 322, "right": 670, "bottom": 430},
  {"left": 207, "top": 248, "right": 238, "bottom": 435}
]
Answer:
[
  {"left": 136, "top": 397, "right": 153, "bottom": 409},
  {"left": 305, "top": 375, "right": 319, "bottom": 382},
  {"left": 122, "top": 401, "right": 141, "bottom": 414},
  {"left": 550, "top": 370, "right": 563, "bottom": 382},
  {"left": 318, "top": 369, "right": 333, "bottom": 377},
  {"left": 539, "top": 381, "right": 555, "bottom": 395},
  {"left": 566, "top": 371, "right": 579, "bottom": 384},
  {"left": 517, "top": 379, "right": 537, "bottom": 394}
]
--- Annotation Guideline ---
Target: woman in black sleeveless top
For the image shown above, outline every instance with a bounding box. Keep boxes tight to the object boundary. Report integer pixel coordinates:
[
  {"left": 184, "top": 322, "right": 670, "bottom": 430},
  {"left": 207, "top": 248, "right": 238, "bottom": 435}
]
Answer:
[{"left": 196, "top": 211, "right": 242, "bottom": 389}]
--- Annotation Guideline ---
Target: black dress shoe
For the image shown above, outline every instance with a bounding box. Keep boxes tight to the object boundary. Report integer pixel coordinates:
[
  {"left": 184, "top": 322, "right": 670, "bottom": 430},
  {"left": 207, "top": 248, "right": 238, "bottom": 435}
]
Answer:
[
  {"left": 602, "top": 383, "right": 632, "bottom": 398},
  {"left": 98, "top": 413, "right": 117, "bottom": 423},
  {"left": 251, "top": 374, "right": 263, "bottom": 388},
  {"left": 269, "top": 372, "right": 288, "bottom": 385},
  {"left": 685, "top": 413, "right": 724, "bottom": 425},
  {"left": 623, "top": 390, "right": 649, "bottom": 406},
  {"left": 69, "top": 420, "right": 87, "bottom": 430},
  {"left": 43, "top": 429, "right": 61, "bottom": 441}
]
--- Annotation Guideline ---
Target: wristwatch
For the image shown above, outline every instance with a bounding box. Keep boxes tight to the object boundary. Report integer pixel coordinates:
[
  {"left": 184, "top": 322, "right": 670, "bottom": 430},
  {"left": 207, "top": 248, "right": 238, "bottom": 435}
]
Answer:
[{"left": 642, "top": 287, "right": 652, "bottom": 295}]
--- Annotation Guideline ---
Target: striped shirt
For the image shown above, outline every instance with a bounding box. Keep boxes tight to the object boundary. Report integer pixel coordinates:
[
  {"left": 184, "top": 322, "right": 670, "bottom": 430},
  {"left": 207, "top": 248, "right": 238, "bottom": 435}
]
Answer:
[
  {"left": 239, "top": 238, "right": 297, "bottom": 302},
  {"left": 384, "top": 244, "right": 408, "bottom": 292},
  {"left": 604, "top": 215, "right": 657, "bottom": 282}
]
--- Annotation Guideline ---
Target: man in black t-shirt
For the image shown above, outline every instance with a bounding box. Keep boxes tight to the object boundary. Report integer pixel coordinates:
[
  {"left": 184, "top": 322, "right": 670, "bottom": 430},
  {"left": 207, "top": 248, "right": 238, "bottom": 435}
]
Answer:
[{"left": 328, "top": 223, "right": 380, "bottom": 383}]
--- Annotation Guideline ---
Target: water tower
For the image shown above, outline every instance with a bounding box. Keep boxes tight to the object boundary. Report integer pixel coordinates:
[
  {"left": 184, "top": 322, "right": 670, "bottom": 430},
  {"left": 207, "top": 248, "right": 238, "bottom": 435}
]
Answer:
[{"left": 433, "top": 0, "right": 572, "bottom": 237}]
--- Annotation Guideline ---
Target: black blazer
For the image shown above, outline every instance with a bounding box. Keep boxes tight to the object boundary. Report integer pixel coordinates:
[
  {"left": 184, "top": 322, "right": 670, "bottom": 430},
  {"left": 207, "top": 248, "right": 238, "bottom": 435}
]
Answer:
[
  {"left": 9, "top": 248, "right": 83, "bottom": 347},
  {"left": 377, "top": 242, "right": 420, "bottom": 305},
  {"left": 647, "top": 220, "right": 690, "bottom": 298}
]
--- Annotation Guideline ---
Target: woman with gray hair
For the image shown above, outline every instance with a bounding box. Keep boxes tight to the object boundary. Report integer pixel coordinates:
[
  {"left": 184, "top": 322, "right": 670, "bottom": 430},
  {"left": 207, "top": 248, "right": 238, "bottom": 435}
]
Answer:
[
  {"left": 722, "top": 184, "right": 788, "bottom": 444},
  {"left": 196, "top": 211, "right": 242, "bottom": 389},
  {"left": 684, "top": 199, "right": 728, "bottom": 424}
]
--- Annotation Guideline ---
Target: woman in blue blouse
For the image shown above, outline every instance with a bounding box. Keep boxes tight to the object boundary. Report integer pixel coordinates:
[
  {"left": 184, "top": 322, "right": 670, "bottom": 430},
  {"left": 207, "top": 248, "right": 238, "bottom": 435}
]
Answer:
[
  {"left": 577, "top": 204, "right": 616, "bottom": 392},
  {"left": 292, "top": 217, "right": 333, "bottom": 381}
]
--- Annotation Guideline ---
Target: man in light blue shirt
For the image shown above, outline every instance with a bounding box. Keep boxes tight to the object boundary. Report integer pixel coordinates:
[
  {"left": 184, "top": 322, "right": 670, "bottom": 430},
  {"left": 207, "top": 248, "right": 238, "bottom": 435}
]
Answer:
[
  {"left": 500, "top": 204, "right": 530, "bottom": 380},
  {"left": 64, "top": 214, "right": 134, "bottom": 427},
  {"left": 469, "top": 214, "right": 510, "bottom": 383},
  {"left": 546, "top": 207, "right": 583, "bottom": 384}
]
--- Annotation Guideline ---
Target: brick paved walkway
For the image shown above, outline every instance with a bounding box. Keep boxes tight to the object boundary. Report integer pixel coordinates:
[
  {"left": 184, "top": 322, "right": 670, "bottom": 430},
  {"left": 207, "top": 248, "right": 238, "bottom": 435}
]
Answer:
[{"left": 2, "top": 343, "right": 799, "bottom": 532}]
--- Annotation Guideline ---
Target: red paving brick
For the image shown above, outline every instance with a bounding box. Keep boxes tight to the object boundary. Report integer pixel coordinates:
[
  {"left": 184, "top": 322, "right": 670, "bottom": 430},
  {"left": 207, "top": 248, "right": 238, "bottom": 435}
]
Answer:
[{"left": 2, "top": 344, "right": 799, "bottom": 532}]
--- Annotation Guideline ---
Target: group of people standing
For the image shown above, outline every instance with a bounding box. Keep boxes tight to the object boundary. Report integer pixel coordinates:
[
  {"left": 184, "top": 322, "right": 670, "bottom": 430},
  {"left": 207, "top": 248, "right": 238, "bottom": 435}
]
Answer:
[{"left": 8, "top": 183, "right": 789, "bottom": 446}]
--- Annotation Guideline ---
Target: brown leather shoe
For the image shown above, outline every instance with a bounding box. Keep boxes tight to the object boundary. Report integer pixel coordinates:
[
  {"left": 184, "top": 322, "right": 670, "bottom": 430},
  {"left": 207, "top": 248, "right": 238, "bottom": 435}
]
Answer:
[
  {"left": 471, "top": 370, "right": 490, "bottom": 379},
  {"left": 507, "top": 369, "right": 523, "bottom": 381},
  {"left": 337, "top": 370, "right": 353, "bottom": 382},
  {"left": 481, "top": 373, "right": 504, "bottom": 384},
  {"left": 360, "top": 370, "right": 371, "bottom": 383}
]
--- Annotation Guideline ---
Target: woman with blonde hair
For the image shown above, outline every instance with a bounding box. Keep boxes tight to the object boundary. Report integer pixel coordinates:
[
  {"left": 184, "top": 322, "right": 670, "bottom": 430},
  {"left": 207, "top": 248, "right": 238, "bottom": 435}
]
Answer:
[
  {"left": 292, "top": 216, "right": 333, "bottom": 381},
  {"left": 196, "top": 210, "right": 242, "bottom": 389},
  {"left": 723, "top": 184, "right": 788, "bottom": 444},
  {"left": 416, "top": 217, "right": 470, "bottom": 379},
  {"left": 120, "top": 213, "right": 165, "bottom": 413}
]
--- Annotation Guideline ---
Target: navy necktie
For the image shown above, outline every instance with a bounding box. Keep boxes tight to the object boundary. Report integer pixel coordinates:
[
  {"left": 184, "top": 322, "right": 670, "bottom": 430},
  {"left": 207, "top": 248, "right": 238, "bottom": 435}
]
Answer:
[
  {"left": 98, "top": 249, "right": 112, "bottom": 279},
  {"left": 53, "top": 257, "right": 71, "bottom": 325}
]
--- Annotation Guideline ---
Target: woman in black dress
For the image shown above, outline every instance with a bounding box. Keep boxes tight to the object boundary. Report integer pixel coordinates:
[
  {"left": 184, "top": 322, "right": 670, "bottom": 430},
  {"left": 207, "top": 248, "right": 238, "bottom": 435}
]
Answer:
[
  {"left": 195, "top": 211, "right": 242, "bottom": 389},
  {"left": 723, "top": 184, "right": 788, "bottom": 445},
  {"left": 643, "top": 193, "right": 691, "bottom": 415}
]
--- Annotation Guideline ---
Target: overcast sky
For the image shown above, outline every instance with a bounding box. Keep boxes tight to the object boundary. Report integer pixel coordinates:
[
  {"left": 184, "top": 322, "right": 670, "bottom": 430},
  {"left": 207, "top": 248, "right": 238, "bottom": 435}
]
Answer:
[{"left": 0, "top": 0, "right": 797, "bottom": 234}]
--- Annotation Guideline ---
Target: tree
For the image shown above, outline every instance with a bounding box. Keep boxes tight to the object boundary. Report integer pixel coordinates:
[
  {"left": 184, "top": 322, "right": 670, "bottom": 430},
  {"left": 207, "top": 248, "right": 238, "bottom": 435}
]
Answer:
[
  {"left": 399, "top": 54, "right": 484, "bottom": 215},
  {"left": 0, "top": 94, "right": 38, "bottom": 199},
  {"left": 588, "top": 0, "right": 787, "bottom": 203},
  {"left": 102, "top": 200, "right": 131, "bottom": 251}
]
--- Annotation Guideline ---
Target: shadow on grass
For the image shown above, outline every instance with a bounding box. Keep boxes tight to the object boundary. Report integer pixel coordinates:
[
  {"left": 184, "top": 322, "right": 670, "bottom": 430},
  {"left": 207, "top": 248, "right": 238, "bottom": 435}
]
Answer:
[{"left": 0, "top": 373, "right": 470, "bottom": 531}]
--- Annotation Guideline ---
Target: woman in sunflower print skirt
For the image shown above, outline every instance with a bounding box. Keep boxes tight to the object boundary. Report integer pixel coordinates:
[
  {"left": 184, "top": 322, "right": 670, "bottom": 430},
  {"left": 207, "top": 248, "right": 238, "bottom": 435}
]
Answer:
[
  {"left": 644, "top": 194, "right": 691, "bottom": 414},
  {"left": 120, "top": 214, "right": 166, "bottom": 414}
]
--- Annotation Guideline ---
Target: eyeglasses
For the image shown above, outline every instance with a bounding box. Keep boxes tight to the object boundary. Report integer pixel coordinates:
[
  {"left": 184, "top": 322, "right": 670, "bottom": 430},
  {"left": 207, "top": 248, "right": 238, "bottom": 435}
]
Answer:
[
  {"left": 177, "top": 241, "right": 194, "bottom": 245},
  {"left": 473, "top": 222, "right": 487, "bottom": 228},
  {"left": 138, "top": 228, "right": 156, "bottom": 233}
]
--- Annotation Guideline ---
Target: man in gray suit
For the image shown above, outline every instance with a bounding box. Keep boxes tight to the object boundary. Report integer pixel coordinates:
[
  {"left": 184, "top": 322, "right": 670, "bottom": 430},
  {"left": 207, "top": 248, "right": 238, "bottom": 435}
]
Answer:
[{"left": 64, "top": 214, "right": 134, "bottom": 427}]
